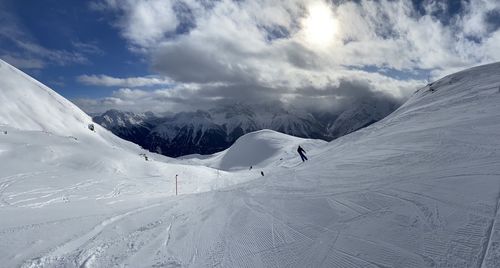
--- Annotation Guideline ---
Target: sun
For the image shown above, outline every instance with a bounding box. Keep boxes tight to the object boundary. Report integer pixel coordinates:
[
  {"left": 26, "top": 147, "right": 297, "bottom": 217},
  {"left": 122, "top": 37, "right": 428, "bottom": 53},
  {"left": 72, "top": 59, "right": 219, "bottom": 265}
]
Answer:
[{"left": 302, "top": 1, "right": 338, "bottom": 48}]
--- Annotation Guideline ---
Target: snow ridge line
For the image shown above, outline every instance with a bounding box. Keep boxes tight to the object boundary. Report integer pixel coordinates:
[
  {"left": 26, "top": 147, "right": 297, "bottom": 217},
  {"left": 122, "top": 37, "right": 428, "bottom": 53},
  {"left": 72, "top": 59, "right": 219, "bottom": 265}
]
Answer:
[{"left": 478, "top": 190, "right": 500, "bottom": 268}]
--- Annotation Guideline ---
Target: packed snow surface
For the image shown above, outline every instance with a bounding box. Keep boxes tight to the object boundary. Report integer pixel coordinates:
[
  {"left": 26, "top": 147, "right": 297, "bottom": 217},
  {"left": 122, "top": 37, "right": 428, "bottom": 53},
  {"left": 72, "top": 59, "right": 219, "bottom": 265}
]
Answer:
[{"left": 2, "top": 59, "right": 500, "bottom": 267}]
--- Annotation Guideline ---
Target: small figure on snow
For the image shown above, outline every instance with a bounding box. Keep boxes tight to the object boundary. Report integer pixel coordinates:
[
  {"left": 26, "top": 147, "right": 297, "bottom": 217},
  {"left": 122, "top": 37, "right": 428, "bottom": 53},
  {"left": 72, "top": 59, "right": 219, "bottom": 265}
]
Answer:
[
  {"left": 249, "top": 166, "right": 253, "bottom": 170},
  {"left": 261, "top": 171, "right": 265, "bottom": 176},
  {"left": 139, "top": 153, "right": 149, "bottom": 161},
  {"left": 297, "top": 145, "right": 308, "bottom": 162},
  {"left": 88, "top": 123, "right": 95, "bottom": 132}
]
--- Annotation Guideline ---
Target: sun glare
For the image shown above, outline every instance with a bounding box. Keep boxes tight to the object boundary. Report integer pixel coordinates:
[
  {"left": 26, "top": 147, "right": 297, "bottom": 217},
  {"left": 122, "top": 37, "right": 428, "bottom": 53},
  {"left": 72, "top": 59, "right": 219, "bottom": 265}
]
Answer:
[{"left": 302, "top": 1, "right": 338, "bottom": 48}]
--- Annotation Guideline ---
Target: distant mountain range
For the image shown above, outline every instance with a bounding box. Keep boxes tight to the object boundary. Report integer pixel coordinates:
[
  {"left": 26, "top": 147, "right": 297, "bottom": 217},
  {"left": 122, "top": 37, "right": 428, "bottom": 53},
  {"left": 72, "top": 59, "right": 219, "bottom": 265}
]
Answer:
[{"left": 93, "top": 100, "right": 399, "bottom": 157}]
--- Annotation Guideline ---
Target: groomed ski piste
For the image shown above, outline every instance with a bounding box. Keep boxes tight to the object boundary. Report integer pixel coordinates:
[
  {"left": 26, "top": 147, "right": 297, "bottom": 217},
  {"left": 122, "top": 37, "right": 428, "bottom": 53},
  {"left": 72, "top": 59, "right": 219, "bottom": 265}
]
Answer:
[{"left": 1, "top": 58, "right": 500, "bottom": 267}]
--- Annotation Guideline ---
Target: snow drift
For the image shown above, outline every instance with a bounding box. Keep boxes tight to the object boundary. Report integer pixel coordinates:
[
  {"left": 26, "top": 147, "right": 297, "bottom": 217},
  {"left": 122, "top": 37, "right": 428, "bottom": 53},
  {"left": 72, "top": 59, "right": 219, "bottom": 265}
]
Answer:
[{"left": 182, "top": 130, "right": 326, "bottom": 171}]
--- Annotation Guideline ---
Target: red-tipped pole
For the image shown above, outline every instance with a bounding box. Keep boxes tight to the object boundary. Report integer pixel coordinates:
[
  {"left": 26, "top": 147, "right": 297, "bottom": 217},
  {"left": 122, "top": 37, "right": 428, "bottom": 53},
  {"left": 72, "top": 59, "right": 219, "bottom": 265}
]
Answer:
[{"left": 175, "top": 174, "right": 178, "bottom": 196}]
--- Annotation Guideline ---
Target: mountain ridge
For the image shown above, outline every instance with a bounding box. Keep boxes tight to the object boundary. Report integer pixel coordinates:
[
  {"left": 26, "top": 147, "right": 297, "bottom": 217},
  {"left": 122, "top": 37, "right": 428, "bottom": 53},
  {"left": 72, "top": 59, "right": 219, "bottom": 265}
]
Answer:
[{"left": 93, "top": 100, "right": 399, "bottom": 157}]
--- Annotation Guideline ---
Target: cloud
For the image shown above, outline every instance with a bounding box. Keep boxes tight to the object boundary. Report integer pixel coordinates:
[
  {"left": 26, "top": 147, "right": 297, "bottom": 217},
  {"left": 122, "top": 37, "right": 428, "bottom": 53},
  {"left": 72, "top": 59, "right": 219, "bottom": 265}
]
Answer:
[
  {"left": 77, "top": 74, "right": 174, "bottom": 87},
  {"left": 144, "top": 0, "right": 500, "bottom": 79},
  {"left": 84, "top": 0, "right": 500, "bottom": 114},
  {"left": 0, "top": 55, "right": 45, "bottom": 69},
  {"left": 91, "top": 0, "right": 179, "bottom": 48},
  {"left": 10, "top": 40, "right": 90, "bottom": 66},
  {"left": 74, "top": 68, "right": 419, "bottom": 114},
  {"left": 72, "top": 41, "right": 105, "bottom": 56}
]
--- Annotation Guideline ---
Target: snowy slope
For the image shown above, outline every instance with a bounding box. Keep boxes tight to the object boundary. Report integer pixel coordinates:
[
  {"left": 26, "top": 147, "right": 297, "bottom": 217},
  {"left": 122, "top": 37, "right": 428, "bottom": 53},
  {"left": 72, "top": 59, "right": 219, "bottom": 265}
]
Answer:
[
  {"left": 2, "top": 61, "right": 500, "bottom": 267},
  {"left": 0, "top": 59, "right": 94, "bottom": 138},
  {"left": 0, "top": 60, "right": 263, "bottom": 268},
  {"left": 182, "top": 129, "right": 326, "bottom": 171},
  {"left": 0, "top": 59, "right": 147, "bottom": 153},
  {"left": 0, "top": 59, "right": 260, "bottom": 199}
]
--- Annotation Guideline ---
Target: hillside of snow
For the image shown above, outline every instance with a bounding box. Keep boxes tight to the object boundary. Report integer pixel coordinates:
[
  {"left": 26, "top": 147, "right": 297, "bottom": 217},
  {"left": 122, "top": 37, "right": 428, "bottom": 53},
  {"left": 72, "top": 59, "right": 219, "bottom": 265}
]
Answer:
[
  {"left": 0, "top": 59, "right": 101, "bottom": 139},
  {"left": 0, "top": 59, "right": 149, "bottom": 154},
  {"left": 0, "top": 59, "right": 260, "bottom": 246},
  {"left": 181, "top": 130, "right": 326, "bottom": 171},
  {"left": 2, "top": 60, "right": 500, "bottom": 267}
]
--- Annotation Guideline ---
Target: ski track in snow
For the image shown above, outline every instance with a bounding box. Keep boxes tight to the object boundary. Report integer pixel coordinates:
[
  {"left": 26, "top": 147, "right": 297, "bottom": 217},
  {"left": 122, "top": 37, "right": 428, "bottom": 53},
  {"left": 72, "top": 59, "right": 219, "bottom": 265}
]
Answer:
[
  {"left": 20, "top": 202, "right": 165, "bottom": 268},
  {"left": 479, "top": 186, "right": 500, "bottom": 268}
]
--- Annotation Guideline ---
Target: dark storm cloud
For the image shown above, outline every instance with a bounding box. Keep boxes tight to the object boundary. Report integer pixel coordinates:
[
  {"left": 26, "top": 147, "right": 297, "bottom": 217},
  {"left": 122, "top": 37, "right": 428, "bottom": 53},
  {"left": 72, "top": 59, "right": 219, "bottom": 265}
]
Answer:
[
  {"left": 75, "top": 76, "right": 404, "bottom": 115},
  {"left": 150, "top": 42, "right": 260, "bottom": 84},
  {"left": 289, "top": 79, "right": 402, "bottom": 113}
]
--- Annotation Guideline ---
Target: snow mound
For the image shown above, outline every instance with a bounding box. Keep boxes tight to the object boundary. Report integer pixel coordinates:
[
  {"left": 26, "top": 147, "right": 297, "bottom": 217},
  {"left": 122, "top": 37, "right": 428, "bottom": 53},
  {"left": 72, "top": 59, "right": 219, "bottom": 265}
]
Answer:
[{"left": 209, "top": 129, "right": 326, "bottom": 171}]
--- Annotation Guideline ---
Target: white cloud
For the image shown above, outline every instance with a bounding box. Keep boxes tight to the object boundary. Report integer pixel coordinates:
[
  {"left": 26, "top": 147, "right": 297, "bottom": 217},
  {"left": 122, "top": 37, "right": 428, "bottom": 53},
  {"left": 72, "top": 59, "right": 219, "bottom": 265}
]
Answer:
[
  {"left": 1, "top": 55, "right": 45, "bottom": 69},
  {"left": 85, "top": 0, "right": 500, "bottom": 113},
  {"left": 93, "top": 0, "right": 179, "bottom": 47},
  {"left": 460, "top": 0, "right": 500, "bottom": 37},
  {"left": 77, "top": 74, "right": 174, "bottom": 87}
]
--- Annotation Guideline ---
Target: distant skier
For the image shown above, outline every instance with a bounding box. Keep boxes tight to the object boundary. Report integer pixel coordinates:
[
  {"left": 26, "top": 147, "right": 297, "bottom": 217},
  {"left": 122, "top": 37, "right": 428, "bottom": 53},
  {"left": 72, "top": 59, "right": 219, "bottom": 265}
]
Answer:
[
  {"left": 261, "top": 171, "right": 265, "bottom": 176},
  {"left": 297, "top": 145, "right": 308, "bottom": 162}
]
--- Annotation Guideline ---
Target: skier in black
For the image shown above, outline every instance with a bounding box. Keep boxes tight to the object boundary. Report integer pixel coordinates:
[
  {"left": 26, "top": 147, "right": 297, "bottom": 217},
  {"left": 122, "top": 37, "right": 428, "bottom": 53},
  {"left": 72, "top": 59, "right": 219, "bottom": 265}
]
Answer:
[{"left": 297, "top": 145, "right": 308, "bottom": 162}]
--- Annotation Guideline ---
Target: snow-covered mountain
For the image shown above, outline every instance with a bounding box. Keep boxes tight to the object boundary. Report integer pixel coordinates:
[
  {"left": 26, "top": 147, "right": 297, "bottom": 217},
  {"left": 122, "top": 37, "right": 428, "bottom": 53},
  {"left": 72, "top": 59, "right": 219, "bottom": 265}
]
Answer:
[
  {"left": 3, "top": 58, "right": 500, "bottom": 267},
  {"left": 93, "top": 109, "right": 156, "bottom": 147},
  {"left": 147, "top": 110, "right": 228, "bottom": 156},
  {"left": 93, "top": 101, "right": 394, "bottom": 157},
  {"left": 93, "top": 109, "right": 156, "bottom": 129}
]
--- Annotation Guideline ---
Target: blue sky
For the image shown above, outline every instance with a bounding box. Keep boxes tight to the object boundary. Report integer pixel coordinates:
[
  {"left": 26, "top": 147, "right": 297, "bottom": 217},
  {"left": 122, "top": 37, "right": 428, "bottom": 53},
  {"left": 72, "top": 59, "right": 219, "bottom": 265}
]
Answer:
[
  {"left": 1, "top": 0, "right": 500, "bottom": 114},
  {"left": 0, "top": 0, "right": 150, "bottom": 99}
]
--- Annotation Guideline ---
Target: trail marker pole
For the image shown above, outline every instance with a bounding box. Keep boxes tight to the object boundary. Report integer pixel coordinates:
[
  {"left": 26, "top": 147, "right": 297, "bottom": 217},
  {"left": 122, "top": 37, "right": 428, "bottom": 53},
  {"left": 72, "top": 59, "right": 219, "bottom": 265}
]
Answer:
[
  {"left": 216, "top": 169, "right": 219, "bottom": 191},
  {"left": 175, "top": 174, "right": 178, "bottom": 196}
]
